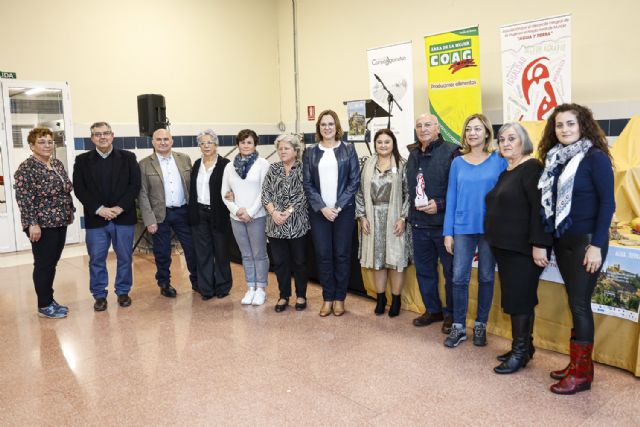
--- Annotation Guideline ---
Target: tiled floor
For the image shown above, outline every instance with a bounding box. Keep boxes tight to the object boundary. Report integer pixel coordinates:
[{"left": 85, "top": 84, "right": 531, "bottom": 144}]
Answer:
[{"left": 1, "top": 250, "right": 638, "bottom": 426}]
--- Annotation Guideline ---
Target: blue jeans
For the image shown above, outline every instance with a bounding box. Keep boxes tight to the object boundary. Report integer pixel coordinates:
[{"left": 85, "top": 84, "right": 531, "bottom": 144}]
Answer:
[
  {"left": 152, "top": 206, "right": 197, "bottom": 288},
  {"left": 309, "top": 204, "right": 355, "bottom": 301},
  {"left": 85, "top": 222, "right": 134, "bottom": 299},
  {"left": 451, "top": 234, "right": 495, "bottom": 325},
  {"left": 412, "top": 225, "right": 453, "bottom": 316},
  {"left": 230, "top": 216, "right": 269, "bottom": 288}
]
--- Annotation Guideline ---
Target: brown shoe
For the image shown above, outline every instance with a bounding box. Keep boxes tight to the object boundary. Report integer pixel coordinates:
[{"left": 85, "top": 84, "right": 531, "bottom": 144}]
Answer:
[
  {"left": 319, "top": 301, "right": 332, "bottom": 317},
  {"left": 412, "top": 311, "right": 444, "bottom": 327},
  {"left": 333, "top": 300, "right": 345, "bottom": 316},
  {"left": 441, "top": 314, "right": 453, "bottom": 334}
]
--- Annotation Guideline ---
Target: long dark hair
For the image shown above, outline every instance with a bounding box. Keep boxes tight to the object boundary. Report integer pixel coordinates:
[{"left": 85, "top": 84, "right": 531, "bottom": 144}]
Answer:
[
  {"left": 538, "top": 103, "right": 612, "bottom": 163},
  {"left": 374, "top": 128, "right": 401, "bottom": 166}
]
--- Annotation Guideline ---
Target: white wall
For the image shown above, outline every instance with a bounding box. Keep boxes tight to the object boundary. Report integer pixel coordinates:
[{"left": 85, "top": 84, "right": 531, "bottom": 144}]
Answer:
[
  {"left": 0, "top": 0, "right": 282, "bottom": 130},
  {"left": 278, "top": 0, "right": 640, "bottom": 129}
]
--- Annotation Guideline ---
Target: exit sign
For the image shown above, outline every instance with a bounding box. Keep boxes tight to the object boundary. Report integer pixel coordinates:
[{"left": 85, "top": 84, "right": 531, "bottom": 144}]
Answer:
[{"left": 0, "top": 71, "right": 17, "bottom": 79}]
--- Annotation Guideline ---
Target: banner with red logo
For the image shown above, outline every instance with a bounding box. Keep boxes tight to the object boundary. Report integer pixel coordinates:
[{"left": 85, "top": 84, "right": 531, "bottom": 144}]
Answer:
[
  {"left": 424, "top": 27, "right": 481, "bottom": 144},
  {"left": 500, "top": 14, "right": 571, "bottom": 122}
]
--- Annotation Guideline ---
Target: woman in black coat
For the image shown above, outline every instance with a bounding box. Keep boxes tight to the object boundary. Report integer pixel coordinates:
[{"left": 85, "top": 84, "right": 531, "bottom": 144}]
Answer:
[{"left": 188, "top": 129, "right": 233, "bottom": 300}]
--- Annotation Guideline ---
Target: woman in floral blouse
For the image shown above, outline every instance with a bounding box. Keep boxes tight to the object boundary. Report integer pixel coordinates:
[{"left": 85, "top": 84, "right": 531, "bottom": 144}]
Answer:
[
  {"left": 14, "top": 127, "right": 75, "bottom": 319},
  {"left": 262, "top": 134, "right": 310, "bottom": 312}
]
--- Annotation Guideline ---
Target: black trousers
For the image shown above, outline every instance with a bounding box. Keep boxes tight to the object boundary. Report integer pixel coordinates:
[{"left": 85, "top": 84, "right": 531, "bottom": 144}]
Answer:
[
  {"left": 30, "top": 226, "right": 67, "bottom": 308},
  {"left": 554, "top": 233, "right": 608, "bottom": 343},
  {"left": 192, "top": 206, "right": 233, "bottom": 297},
  {"left": 269, "top": 235, "right": 308, "bottom": 299},
  {"left": 492, "top": 246, "right": 545, "bottom": 315}
]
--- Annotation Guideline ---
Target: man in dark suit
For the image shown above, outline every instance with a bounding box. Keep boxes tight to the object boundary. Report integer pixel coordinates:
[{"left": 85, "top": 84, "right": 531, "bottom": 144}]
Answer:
[{"left": 73, "top": 122, "right": 141, "bottom": 311}]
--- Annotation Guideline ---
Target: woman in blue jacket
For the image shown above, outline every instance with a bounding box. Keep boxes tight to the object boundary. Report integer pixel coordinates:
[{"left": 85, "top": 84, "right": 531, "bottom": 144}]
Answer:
[
  {"left": 303, "top": 109, "right": 360, "bottom": 317},
  {"left": 443, "top": 114, "right": 507, "bottom": 348}
]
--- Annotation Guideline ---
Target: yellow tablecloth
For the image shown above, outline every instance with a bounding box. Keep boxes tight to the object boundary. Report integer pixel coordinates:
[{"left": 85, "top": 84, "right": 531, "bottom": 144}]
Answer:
[{"left": 362, "top": 251, "right": 640, "bottom": 377}]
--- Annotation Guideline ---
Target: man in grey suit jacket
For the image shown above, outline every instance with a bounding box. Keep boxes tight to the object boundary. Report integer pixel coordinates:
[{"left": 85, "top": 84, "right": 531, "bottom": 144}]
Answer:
[{"left": 138, "top": 128, "right": 197, "bottom": 297}]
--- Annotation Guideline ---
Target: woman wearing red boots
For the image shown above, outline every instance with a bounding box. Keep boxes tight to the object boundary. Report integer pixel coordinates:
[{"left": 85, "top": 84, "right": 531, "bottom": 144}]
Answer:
[{"left": 537, "top": 103, "right": 615, "bottom": 394}]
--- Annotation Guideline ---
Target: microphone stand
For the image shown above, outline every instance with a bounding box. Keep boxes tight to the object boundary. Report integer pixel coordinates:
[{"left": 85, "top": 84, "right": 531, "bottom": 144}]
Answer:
[{"left": 374, "top": 74, "right": 403, "bottom": 129}]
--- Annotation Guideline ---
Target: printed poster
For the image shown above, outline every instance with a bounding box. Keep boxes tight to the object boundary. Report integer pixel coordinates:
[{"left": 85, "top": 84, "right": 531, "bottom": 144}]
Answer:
[
  {"left": 540, "top": 246, "right": 640, "bottom": 322},
  {"left": 367, "top": 41, "right": 415, "bottom": 157},
  {"left": 424, "top": 26, "right": 481, "bottom": 144},
  {"left": 500, "top": 14, "right": 572, "bottom": 122},
  {"left": 347, "top": 100, "right": 366, "bottom": 142}
]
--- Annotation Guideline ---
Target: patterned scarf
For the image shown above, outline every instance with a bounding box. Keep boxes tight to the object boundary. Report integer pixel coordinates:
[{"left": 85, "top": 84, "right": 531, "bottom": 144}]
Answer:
[
  {"left": 233, "top": 151, "right": 259, "bottom": 179},
  {"left": 538, "top": 138, "right": 593, "bottom": 236}
]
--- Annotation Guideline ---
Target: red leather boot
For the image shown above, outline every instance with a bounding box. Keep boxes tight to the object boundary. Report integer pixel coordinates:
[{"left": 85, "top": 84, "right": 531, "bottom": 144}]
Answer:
[
  {"left": 550, "top": 341, "right": 593, "bottom": 395},
  {"left": 550, "top": 329, "right": 575, "bottom": 380}
]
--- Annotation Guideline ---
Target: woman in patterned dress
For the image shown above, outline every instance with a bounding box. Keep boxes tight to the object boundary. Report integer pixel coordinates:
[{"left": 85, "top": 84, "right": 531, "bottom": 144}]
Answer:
[
  {"left": 356, "top": 129, "right": 409, "bottom": 317},
  {"left": 262, "top": 134, "right": 310, "bottom": 312}
]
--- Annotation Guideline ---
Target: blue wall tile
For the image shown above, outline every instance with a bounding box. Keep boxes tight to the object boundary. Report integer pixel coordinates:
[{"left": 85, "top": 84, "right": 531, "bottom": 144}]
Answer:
[
  {"left": 597, "top": 120, "right": 610, "bottom": 136},
  {"left": 124, "top": 137, "right": 135, "bottom": 149},
  {"left": 610, "top": 119, "right": 628, "bottom": 137}
]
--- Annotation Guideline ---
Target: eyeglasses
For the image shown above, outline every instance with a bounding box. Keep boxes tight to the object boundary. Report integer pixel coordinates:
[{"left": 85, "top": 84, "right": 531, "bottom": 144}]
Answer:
[
  {"left": 199, "top": 141, "right": 217, "bottom": 146},
  {"left": 92, "top": 131, "right": 113, "bottom": 138},
  {"left": 35, "top": 139, "right": 54, "bottom": 145}
]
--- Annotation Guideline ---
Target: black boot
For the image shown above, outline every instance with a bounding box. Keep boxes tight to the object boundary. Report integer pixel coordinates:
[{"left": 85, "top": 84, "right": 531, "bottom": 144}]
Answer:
[
  {"left": 388, "top": 294, "right": 401, "bottom": 317},
  {"left": 497, "top": 313, "right": 536, "bottom": 362},
  {"left": 374, "top": 293, "right": 387, "bottom": 315},
  {"left": 494, "top": 314, "right": 531, "bottom": 374}
]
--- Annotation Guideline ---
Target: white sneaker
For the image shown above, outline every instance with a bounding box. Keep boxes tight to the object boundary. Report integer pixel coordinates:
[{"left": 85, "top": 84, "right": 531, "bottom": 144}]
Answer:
[
  {"left": 241, "top": 288, "right": 256, "bottom": 305},
  {"left": 252, "top": 288, "right": 266, "bottom": 306}
]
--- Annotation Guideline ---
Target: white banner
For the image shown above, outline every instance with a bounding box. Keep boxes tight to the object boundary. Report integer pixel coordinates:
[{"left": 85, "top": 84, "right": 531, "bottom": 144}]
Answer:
[
  {"left": 500, "top": 14, "right": 571, "bottom": 122},
  {"left": 367, "top": 41, "right": 415, "bottom": 158}
]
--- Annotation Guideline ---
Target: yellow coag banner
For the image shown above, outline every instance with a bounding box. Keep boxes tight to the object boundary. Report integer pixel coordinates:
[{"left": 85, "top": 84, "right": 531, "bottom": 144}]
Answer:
[{"left": 424, "top": 27, "right": 481, "bottom": 144}]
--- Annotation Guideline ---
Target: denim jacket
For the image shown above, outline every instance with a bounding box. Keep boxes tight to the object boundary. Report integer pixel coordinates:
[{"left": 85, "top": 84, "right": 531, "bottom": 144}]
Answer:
[{"left": 302, "top": 142, "right": 360, "bottom": 212}]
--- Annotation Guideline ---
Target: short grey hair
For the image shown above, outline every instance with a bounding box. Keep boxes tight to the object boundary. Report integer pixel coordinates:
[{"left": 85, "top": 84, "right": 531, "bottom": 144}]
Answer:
[
  {"left": 497, "top": 122, "right": 534, "bottom": 156},
  {"left": 275, "top": 133, "right": 304, "bottom": 161},
  {"left": 90, "top": 121, "right": 112, "bottom": 132},
  {"left": 196, "top": 129, "right": 219, "bottom": 145}
]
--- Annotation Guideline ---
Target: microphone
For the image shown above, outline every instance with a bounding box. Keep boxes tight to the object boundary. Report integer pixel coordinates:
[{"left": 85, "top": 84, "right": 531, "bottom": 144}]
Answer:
[{"left": 374, "top": 73, "right": 383, "bottom": 84}]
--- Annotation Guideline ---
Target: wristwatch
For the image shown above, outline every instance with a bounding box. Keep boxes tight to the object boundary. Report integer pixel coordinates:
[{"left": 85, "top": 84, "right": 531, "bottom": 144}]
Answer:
[
  {"left": 336, "top": 207, "right": 342, "bottom": 213},
  {"left": 287, "top": 207, "right": 294, "bottom": 214}
]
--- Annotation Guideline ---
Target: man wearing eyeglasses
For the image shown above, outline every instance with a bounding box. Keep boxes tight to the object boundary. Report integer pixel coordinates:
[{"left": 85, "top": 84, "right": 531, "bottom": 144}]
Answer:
[
  {"left": 73, "top": 122, "right": 141, "bottom": 311},
  {"left": 138, "top": 128, "right": 197, "bottom": 298}
]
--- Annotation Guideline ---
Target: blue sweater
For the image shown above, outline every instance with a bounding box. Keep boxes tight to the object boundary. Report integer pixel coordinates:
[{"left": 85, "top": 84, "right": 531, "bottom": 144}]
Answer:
[
  {"left": 444, "top": 151, "right": 507, "bottom": 236},
  {"left": 557, "top": 148, "right": 615, "bottom": 248}
]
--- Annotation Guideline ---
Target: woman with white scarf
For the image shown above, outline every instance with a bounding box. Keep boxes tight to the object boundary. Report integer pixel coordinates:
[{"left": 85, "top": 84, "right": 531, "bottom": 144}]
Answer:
[
  {"left": 356, "top": 129, "right": 409, "bottom": 317},
  {"left": 537, "top": 103, "right": 615, "bottom": 395}
]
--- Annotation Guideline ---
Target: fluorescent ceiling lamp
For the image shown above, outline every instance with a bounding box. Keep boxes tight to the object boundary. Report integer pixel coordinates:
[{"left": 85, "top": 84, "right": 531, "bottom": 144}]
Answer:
[{"left": 24, "top": 88, "right": 56, "bottom": 96}]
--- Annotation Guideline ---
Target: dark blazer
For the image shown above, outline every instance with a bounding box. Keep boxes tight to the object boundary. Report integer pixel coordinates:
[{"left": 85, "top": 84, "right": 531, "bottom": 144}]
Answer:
[
  {"left": 302, "top": 142, "right": 360, "bottom": 212},
  {"left": 188, "top": 156, "right": 231, "bottom": 232},
  {"left": 73, "top": 149, "right": 141, "bottom": 229}
]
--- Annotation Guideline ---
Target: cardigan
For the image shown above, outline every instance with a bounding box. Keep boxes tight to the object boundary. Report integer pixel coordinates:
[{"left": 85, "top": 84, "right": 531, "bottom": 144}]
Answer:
[
  {"left": 187, "top": 156, "right": 231, "bottom": 232},
  {"left": 485, "top": 159, "right": 552, "bottom": 255},
  {"left": 443, "top": 151, "right": 507, "bottom": 236}
]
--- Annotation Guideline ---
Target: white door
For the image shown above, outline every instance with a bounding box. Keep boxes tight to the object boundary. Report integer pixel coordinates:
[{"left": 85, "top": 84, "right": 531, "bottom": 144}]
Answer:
[{"left": 0, "top": 80, "right": 80, "bottom": 252}]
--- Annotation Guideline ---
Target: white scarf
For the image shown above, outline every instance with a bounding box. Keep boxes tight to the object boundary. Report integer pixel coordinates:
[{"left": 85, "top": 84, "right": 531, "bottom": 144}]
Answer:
[{"left": 538, "top": 138, "right": 593, "bottom": 235}]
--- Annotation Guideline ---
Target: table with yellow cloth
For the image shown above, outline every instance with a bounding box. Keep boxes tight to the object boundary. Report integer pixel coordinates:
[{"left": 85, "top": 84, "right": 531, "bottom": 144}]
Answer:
[{"left": 362, "top": 241, "right": 640, "bottom": 377}]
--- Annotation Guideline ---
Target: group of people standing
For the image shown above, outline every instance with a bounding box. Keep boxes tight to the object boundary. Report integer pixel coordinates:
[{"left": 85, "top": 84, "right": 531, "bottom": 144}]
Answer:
[{"left": 15, "top": 103, "right": 614, "bottom": 395}]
